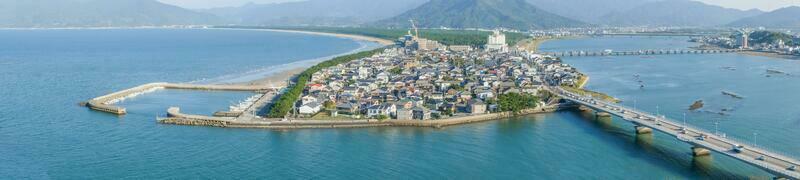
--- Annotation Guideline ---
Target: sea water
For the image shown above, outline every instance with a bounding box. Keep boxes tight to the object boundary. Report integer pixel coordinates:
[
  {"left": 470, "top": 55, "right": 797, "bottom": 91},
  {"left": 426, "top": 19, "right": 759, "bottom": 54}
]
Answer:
[{"left": 1, "top": 31, "right": 795, "bottom": 179}]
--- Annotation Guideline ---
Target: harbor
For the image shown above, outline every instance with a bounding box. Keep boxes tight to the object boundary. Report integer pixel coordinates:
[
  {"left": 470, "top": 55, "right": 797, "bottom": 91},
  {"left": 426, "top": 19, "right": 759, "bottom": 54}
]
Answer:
[{"left": 84, "top": 82, "right": 278, "bottom": 115}]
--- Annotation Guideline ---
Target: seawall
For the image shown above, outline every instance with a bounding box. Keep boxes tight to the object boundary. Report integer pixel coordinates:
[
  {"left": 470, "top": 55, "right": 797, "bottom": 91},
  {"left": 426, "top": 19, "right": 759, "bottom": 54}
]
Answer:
[
  {"left": 86, "top": 82, "right": 275, "bottom": 115},
  {"left": 157, "top": 105, "right": 561, "bottom": 129}
]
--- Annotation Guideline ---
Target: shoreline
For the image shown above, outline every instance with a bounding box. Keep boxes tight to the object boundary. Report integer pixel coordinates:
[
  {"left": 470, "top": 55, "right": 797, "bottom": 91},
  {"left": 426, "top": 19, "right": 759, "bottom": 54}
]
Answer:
[
  {"left": 738, "top": 51, "right": 800, "bottom": 60},
  {"left": 213, "top": 27, "right": 395, "bottom": 46},
  {"left": 83, "top": 27, "right": 388, "bottom": 117},
  {"left": 693, "top": 43, "right": 800, "bottom": 60},
  {"left": 158, "top": 105, "right": 564, "bottom": 129},
  {"left": 225, "top": 40, "right": 382, "bottom": 87},
  {"left": 515, "top": 36, "right": 584, "bottom": 52},
  {"left": 193, "top": 29, "right": 389, "bottom": 87}
]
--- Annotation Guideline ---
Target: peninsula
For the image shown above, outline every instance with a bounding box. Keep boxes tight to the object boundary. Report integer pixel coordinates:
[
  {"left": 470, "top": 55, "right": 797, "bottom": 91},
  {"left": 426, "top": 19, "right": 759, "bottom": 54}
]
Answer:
[{"left": 86, "top": 28, "right": 584, "bottom": 129}]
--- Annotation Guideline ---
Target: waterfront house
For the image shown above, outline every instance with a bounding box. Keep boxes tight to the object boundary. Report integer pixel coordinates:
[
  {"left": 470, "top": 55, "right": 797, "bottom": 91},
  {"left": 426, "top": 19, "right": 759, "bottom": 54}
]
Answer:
[
  {"left": 412, "top": 107, "right": 432, "bottom": 120},
  {"left": 366, "top": 103, "right": 397, "bottom": 118},
  {"left": 396, "top": 107, "right": 414, "bottom": 120},
  {"left": 301, "top": 95, "right": 318, "bottom": 105},
  {"left": 468, "top": 99, "right": 487, "bottom": 115},
  {"left": 336, "top": 102, "right": 359, "bottom": 115},
  {"left": 298, "top": 102, "right": 322, "bottom": 115}
]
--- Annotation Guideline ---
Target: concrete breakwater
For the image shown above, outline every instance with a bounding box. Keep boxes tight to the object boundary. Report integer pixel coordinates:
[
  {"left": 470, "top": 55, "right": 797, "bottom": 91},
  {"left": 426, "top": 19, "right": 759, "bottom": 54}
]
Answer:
[
  {"left": 157, "top": 105, "right": 561, "bottom": 129},
  {"left": 85, "top": 82, "right": 274, "bottom": 115}
]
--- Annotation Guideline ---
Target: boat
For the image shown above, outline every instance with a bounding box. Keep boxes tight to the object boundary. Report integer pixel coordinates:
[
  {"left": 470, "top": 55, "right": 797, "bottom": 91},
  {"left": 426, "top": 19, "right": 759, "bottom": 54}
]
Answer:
[
  {"left": 722, "top": 91, "right": 744, "bottom": 99},
  {"left": 688, "top": 100, "right": 704, "bottom": 110},
  {"left": 767, "top": 69, "right": 786, "bottom": 74}
]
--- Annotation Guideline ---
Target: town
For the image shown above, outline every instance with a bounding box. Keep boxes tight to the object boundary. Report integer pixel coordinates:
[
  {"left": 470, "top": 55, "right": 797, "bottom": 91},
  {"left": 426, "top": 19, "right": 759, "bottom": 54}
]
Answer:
[
  {"left": 692, "top": 29, "right": 800, "bottom": 55},
  {"left": 290, "top": 30, "right": 582, "bottom": 120}
]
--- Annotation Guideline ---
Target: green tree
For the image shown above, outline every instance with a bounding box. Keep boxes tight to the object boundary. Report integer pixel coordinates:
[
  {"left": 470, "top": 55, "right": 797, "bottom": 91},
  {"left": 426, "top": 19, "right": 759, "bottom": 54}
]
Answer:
[
  {"left": 377, "top": 115, "right": 389, "bottom": 120},
  {"left": 388, "top": 67, "right": 403, "bottom": 75},
  {"left": 497, "top": 93, "right": 540, "bottom": 114},
  {"left": 323, "top": 100, "right": 336, "bottom": 110}
]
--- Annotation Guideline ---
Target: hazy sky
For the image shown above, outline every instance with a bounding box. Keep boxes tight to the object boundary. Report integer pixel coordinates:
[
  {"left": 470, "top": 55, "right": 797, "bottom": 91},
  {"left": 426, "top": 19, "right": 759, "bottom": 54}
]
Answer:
[{"left": 159, "top": 0, "right": 800, "bottom": 11}]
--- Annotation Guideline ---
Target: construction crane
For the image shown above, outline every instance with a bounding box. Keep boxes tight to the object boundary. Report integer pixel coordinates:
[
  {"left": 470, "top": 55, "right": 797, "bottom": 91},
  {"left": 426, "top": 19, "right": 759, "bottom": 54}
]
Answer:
[{"left": 408, "top": 19, "right": 419, "bottom": 39}]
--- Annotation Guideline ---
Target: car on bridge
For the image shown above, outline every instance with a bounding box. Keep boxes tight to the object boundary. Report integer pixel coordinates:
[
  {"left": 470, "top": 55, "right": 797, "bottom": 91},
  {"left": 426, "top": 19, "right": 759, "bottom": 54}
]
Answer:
[
  {"left": 732, "top": 144, "right": 745, "bottom": 153},
  {"left": 696, "top": 134, "right": 707, "bottom": 141}
]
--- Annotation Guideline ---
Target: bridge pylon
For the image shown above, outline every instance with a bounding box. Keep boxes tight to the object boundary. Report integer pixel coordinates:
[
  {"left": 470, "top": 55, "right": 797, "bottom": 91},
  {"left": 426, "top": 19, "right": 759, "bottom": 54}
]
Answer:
[
  {"left": 692, "top": 146, "right": 711, "bottom": 157},
  {"left": 635, "top": 126, "right": 653, "bottom": 134}
]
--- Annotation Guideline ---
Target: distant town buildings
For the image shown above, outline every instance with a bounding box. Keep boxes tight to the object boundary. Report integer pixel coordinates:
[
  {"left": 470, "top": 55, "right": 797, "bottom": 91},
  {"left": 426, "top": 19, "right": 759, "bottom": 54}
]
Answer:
[
  {"left": 739, "top": 32, "right": 750, "bottom": 49},
  {"left": 696, "top": 30, "right": 800, "bottom": 55},
  {"left": 397, "top": 30, "right": 443, "bottom": 51}
]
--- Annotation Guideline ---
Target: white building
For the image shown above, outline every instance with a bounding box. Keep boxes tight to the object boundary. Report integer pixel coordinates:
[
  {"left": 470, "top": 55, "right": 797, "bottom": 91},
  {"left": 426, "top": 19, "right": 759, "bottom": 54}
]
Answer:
[
  {"left": 298, "top": 102, "right": 322, "bottom": 115},
  {"left": 486, "top": 30, "right": 508, "bottom": 52},
  {"left": 416, "top": 38, "right": 442, "bottom": 51}
]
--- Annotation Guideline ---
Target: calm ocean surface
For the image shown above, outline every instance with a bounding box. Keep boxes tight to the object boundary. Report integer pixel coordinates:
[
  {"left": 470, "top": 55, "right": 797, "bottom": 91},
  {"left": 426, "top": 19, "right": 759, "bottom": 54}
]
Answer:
[{"left": 1, "top": 30, "right": 798, "bottom": 179}]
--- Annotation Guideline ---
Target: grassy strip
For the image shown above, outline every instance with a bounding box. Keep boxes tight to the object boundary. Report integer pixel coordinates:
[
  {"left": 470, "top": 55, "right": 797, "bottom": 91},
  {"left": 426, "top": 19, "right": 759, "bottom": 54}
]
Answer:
[
  {"left": 574, "top": 75, "right": 589, "bottom": 89},
  {"left": 561, "top": 85, "right": 620, "bottom": 103},
  {"left": 267, "top": 48, "right": 386, "bottom": 118},
  {"left": 561, "top": 74, "right": 619, "bottom": 103}
]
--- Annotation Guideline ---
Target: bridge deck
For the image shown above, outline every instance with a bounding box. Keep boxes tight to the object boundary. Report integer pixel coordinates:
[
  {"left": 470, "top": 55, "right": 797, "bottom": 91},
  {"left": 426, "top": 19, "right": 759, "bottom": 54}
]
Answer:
[
  {"left": 554, "top": 87, "right": 800, "bottom": 179},
  {"left": 542, "top": 49, "right": 742, "bottom": 57}
]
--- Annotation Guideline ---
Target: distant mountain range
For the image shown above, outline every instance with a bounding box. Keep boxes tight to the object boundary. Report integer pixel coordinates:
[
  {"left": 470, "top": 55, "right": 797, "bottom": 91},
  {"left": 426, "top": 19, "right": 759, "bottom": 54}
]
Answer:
[
  {"left": 597, "top": 0, "right": 763, "bottom": 27},
  {"left": 525, "top": 0, "right": 659, "bottom": 23},
  {"left": 1, "top": 0, "right": 799, "bottom": 29},
  {"left": 374, "top": 0, "right": 585, "bottom": 30},
  {"left": 728, "top": 6, "right": 800, "bottom": 28},
  {"left": 0, "top": 0, "right": 219, "bottom": 28},
  {"left": 201, "top": 0, "right": 428, "bottom": 26}
]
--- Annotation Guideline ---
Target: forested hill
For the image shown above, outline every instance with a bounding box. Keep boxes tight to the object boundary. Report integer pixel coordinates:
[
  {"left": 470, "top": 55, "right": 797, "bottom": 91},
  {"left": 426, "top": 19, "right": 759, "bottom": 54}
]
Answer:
[
  {"left": 598, "top": 0, "right": 762, "bottom": 27},
  {"left": 745, "top": 31, "right": 799, "bottom": 46},
  {"left": 727, "top": 6, "right": 800, "bottom": 29},
  {"left": 373, "top": 0, "right": 586, "bottom": 30},
  {"left": 0, "top": 0, "right": 219, "bottom": 27}
]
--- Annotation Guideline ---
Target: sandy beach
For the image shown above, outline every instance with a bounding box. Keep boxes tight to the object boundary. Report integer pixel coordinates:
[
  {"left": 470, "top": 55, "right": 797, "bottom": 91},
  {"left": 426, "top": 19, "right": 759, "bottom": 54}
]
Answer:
[
  {"left": 218, "top": 28, "right": 393, "bottom": 87},
  {"left": 514, "top": 36, "right": 583, "bottom": 52},
  {"left": 218, "top": 28, "right": 395, "bottom": 46}
]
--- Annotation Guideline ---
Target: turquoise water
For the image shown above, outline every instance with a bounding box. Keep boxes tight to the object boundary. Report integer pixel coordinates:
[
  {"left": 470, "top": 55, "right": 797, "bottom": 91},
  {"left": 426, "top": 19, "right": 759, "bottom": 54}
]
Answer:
[
  {"left": 1, "top": 31, "right": 795, "bottom": 179},
  {"left": 539, "top": 36, "right": 696, "bottom": 52},
  {"left": 550, "top": 36, "right": 800, "bottom": 178}
]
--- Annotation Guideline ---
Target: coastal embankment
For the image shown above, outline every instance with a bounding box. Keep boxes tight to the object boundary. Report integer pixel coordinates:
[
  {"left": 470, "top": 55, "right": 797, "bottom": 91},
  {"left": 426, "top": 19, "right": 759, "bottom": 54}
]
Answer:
[
  {"left": 158, "top": 105, "right": 562, "bottom": 129},
  {"left": 694, "top": 43, "right": 800, "bottom": 60},
  {"left": 84, "top": 82, "right": 274, "bottom": 115},
  {"left": 739, "top": 51, "right": 800, "bottom": 60}
]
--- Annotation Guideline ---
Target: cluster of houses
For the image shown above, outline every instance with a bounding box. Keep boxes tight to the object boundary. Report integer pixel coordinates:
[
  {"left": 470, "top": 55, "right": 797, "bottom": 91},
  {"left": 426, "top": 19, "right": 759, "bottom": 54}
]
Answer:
[
  {"left": 694, "top": 32, "right": 800, "bottom": 55},
  {"left": 292, "top": 34, "right": 581, "bottom": 120}
]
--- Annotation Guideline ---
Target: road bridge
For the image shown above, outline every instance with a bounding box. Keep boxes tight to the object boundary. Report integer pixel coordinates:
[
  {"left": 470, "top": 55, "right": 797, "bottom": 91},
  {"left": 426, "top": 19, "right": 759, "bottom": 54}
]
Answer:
[
  {"left": 553, "top": 87, "right": 800, "bottom": 179},
  {"left": 597, "top": 33, "right": 713, "bottom": 37},
  {"left": 542, "top": 49, "right": 742, "bottom": 57}
]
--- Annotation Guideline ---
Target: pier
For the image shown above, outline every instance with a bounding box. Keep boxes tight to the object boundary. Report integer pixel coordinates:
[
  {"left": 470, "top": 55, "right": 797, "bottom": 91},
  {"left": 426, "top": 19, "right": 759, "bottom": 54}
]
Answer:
[
  {"left": 553, "top": 86, "right": 800, "bottom": 179},
  {"left": 541, "top": 49, "right": 742, "bottom": 57},
  {"left": 85, "top": 82, "right": 277, "bottom": 115}
]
